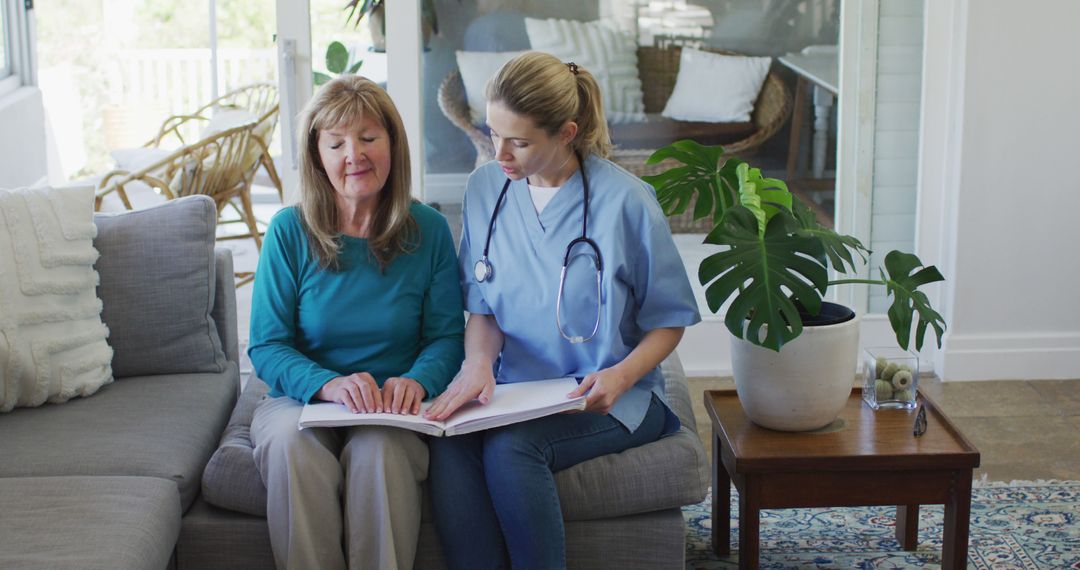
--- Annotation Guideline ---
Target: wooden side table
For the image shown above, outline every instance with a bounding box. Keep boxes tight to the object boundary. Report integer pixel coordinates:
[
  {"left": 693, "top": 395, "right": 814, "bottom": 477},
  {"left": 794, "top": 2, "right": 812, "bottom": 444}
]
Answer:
[{"left": 706, "top": 388, "right": 980, "bottom": 570}]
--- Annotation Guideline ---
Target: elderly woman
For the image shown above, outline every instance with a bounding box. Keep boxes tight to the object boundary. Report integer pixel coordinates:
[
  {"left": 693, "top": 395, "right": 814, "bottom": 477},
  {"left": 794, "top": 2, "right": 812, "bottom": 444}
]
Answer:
[{"left": 247, "top": 75, "right": 464, "bottom": 570}]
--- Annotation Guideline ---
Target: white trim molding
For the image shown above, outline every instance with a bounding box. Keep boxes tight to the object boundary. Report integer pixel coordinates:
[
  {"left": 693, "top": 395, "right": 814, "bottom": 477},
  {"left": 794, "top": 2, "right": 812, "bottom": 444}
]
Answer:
[
  {"left": 834, "top": 0, "right": 879, "bottom": 314},
  {"left": 386, "top": 0, "right": 424, "bottom": 201},
  {"left": 274, "top": 0, "right": 313, "bottom": 205},
  {"left": 917, "top": 0, "right": 968, "bottom": 380},
  {"left": 939, "top": 332, "right": 1080, "bottom": 381}
]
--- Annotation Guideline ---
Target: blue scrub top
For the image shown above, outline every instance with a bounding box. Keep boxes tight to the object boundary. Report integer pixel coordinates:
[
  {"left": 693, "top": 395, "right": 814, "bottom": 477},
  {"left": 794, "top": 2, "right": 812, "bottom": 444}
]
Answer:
[{"left": 459, "top": 155, "right": 701, "bottom": 432}]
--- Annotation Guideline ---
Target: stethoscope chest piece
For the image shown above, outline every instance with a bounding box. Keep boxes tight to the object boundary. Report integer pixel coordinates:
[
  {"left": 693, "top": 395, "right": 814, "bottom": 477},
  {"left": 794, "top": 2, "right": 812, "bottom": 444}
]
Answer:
[{"left": 474, "top": 257, "right": 493, "bottom": 283}]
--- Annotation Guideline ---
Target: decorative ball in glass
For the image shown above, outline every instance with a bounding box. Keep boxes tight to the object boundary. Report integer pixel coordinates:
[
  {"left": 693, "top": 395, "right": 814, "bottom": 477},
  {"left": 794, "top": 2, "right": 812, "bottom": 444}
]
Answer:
[{"left": 862, "top": 347, "right": 919, "bottom": 410}]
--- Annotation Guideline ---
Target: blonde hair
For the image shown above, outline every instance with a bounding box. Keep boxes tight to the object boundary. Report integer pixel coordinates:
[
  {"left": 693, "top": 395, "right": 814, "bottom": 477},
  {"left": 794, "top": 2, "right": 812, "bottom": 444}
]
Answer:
[
  {"left": 486, "top": 52, "right": 611, "bottom": 158},
  {"left": 297, "top": 75, "right": 416, "bottom": 271}
]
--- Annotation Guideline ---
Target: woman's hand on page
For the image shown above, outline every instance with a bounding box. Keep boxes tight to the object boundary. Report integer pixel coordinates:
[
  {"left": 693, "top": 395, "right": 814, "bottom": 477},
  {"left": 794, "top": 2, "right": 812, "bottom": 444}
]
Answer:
[
  {"left": 568, "top": 366, "right": 635, "bottom": 415},
  {"left": 382, "top": 376, "right": 426, "bottom": 415},
  {"left": 424, "top": 360, "right": 495, "bottom": 421},
  {"left": 316, "top": 372, "right": 382, "bottom": 413}
]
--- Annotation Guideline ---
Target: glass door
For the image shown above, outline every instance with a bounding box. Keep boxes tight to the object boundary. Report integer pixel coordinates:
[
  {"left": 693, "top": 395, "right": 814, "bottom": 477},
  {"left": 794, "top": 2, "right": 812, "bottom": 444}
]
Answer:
[
  {"left": 36, "top": 0, "right": 279, "bottom": 180},
  {"left": 276, "top": 0, "right": 425, "bottom": 203}
]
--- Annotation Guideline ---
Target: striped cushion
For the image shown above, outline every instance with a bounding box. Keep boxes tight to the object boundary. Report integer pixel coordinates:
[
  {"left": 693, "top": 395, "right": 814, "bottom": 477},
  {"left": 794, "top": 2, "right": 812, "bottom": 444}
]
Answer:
[{"left": 525, "top": 18, "right": 646, "bottom": 124}]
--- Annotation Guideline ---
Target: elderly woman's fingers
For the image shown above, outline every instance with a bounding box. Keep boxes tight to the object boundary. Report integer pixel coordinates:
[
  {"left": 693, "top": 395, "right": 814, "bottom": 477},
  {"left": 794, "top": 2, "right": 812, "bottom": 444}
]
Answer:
[
  {"left": 360, "top": 381, "right": 380, "bottom": 413},
  {"left": 391, "top": 380, "right": 407, "bottom": 414},
  {"left": 410, "top": 385, "right": 423, "bottom": 415},
  {"left": 341, "top": 383, "right": 360, "bottom": 413}
]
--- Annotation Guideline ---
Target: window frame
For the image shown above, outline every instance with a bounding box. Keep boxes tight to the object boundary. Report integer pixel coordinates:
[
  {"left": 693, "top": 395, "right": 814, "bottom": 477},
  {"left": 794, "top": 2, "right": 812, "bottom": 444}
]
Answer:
[
  {"left": 1, "top": 0, "right": 12, "bottom": 79},
  {"left": 0, "top": 0, "right": 32, "bottom": 98}
]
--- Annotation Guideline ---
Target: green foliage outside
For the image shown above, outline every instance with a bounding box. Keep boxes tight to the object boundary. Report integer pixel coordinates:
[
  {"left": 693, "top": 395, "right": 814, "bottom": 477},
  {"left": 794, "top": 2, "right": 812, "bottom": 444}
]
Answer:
[{"left": 313, "top": 41, "right": 363, "bottom": 86}]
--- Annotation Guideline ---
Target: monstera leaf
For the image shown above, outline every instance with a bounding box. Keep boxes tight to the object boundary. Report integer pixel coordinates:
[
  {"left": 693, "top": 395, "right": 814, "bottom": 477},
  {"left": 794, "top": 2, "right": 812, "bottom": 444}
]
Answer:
[
  {"left": 736, "top": 162, "right": 793, "bottom": 239},
  {"left": 642, "top": 141, "right": 743, "bottom": 226},
  {"left": 790, "top": 196, "right": 868, "bottom": 273},
  {"left": 700, "top": 206, "right": 829, "bottom": 351},
  {"left": 881, "top": 251, "right": 947, "bottom": 350}
]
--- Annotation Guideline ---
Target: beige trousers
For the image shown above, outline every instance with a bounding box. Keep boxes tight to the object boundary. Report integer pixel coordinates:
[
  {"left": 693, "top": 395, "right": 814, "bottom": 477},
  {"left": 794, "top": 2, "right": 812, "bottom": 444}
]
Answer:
[{"left": 252, "top": 395, "right": 428, "bottom": 570}]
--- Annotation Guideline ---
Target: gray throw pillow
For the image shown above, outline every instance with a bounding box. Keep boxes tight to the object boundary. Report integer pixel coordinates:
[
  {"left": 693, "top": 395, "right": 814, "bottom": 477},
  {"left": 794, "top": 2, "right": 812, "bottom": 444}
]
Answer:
[{"left": 93, "top": 195, "right": 227, "bottom": 378}]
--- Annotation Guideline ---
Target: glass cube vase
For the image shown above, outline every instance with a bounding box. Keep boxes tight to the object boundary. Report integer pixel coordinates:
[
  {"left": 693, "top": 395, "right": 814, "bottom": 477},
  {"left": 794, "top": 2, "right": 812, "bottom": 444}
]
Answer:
[{"left": 862, "top": 347, "right": 919, "bottom": 410}]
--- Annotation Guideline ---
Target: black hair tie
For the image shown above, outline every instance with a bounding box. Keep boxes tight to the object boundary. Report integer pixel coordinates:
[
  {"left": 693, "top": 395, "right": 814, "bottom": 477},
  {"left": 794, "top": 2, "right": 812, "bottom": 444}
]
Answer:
[{"left": 566, "top": 62, "right": 579, "bottom": 75}]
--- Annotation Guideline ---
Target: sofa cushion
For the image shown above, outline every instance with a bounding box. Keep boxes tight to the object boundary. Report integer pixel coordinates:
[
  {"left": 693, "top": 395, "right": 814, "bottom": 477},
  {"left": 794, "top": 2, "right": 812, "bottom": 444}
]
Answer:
[
  {"left": 455, "top": 50, "right": 528, "bottom": 124},
  {"left": 94, "top": 195, "right": 228, "bottom": 378},
  {"left": 0, "top": 366, "right": 238, "bottom": 510},
  {"left": 662, "top": 48, "right": 772, "bottom": 123},
  {"left": 0, "top": 476, "right": 180, "bottom": 570},
  {"left": 0, "top": 184, "right": 114, "bottom": 411},
  {"left": 202, "top": 354, "right": 708, "bottom": 521},
  {"left": 202, "top": 377, "right": 271, "bottom": 516},
  {"left": 524, "top": 17, "right": 646, "bottom": 124}
]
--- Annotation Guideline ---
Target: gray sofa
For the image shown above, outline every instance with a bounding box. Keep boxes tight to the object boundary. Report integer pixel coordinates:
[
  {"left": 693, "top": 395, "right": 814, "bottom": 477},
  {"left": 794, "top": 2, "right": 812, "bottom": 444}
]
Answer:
[
  {"left": 188, "top": 349, "right": 709, "bottom": 569},
  {"left": 0, "top": 195, "right": 240, "bottom": 569},
  {"left": 0, "top": 193, "right": 710, "bottom": 569}
]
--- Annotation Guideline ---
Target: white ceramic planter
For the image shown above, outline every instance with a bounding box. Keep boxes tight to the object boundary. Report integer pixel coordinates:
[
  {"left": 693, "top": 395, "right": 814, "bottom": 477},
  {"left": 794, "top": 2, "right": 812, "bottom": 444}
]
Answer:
[{"left": 731, "top": 307, "right": 861, "bottom": 431}]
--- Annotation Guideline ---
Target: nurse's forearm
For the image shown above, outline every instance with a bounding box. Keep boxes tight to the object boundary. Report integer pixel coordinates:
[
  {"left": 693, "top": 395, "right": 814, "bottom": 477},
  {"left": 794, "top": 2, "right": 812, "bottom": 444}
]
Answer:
[
  {"left": 463, "top": 313, "right": 504, "bottom": 366},
  {"left": 612, "top": 327, "right": 685, "bottom": 382}
]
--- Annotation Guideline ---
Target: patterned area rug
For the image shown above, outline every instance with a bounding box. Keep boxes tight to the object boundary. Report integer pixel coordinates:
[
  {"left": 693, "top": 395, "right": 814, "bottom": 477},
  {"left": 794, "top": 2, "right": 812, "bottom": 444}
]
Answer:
[{"left": 683, "top": 480, "right": 1080, "bottom": 569}]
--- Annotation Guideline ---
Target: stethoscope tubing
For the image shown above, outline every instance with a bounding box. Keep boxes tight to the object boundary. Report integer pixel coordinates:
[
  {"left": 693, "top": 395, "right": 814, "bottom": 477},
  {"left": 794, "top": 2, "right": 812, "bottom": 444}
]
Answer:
[{"left": 474, "top": 155, "right": 603, "bottom": 343}]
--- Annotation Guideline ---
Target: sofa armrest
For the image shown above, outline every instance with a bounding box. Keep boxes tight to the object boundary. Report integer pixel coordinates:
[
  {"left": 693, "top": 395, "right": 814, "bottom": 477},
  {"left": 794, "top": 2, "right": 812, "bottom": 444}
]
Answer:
[{"left": 212, "top": 248, "right": 239, "bottom": 368}]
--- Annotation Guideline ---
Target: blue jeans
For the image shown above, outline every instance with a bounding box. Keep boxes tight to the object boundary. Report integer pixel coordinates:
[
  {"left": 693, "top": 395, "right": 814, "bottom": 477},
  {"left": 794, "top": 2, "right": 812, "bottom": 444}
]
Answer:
[{"left": 428, "top": 395, "right": 666, "bottom": 570}]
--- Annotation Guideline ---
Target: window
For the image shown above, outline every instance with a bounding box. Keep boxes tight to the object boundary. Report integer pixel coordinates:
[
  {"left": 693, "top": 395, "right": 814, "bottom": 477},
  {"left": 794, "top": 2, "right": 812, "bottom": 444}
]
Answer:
[
  {"left": 1, "top": 2, "right": 9, "bottom": 79},
  {"left": 0, "top": 0, "right": 25, "bottom": 97},
  {"left": 35, "top": 0, "right": 279, "bottom": 177}
]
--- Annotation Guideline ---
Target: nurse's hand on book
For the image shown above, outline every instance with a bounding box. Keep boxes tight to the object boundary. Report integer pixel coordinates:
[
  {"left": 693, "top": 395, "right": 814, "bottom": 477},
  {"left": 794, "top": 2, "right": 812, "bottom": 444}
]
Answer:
[
  {"left": 317, "top": 372, "right": 383, "bottom": 414},
  {"left": 381, "top": 376, "right": 426, "bottom": 416},
  {"left": 568, "top": 366, "right": 634, "bottom": 415},
  {"left": 424, "top": 360, "right": 496, "bottom": 421}
]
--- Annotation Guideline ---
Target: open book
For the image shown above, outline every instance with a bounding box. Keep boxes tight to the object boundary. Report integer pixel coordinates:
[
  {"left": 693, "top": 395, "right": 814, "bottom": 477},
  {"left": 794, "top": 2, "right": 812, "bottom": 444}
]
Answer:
[{"left": 298, "top": 377, "right": 586, "bottom": 436}]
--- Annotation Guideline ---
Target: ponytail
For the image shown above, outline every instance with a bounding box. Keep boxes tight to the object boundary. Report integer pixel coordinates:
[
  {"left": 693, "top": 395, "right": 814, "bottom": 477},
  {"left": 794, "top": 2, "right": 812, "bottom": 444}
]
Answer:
[
  {"left": 487, "top": 52, "right": 612, "bottom": 159},
  {"left": 570, "top": 67, "right": 612, "bottom": 158}
]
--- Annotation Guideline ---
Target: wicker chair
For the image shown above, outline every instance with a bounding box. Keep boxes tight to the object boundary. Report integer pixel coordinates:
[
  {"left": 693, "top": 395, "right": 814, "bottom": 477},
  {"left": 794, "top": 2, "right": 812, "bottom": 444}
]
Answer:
[
  {"left": 437, "top": 46, "right": 792, "bottom": 232},
  {"left": 140, "top": 83, "right": 282, "bottom": 201},
  {"left": 95, "top": 121, "right": 264, "bottom": 286}
]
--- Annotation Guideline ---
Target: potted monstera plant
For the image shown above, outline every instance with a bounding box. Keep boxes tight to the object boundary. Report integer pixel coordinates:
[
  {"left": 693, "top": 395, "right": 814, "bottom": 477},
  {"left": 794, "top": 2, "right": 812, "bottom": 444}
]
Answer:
[{"left": 642, "top": 140, "right": 946, "bottom": 431}]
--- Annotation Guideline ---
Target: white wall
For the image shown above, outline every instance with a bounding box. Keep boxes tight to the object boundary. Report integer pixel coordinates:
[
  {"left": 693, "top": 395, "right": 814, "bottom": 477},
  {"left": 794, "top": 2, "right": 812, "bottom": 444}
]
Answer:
[
  {"left": 920, "top": 0, "right": 1080, "bottom": 380},
  {"left": 0, "top": 87, "right": 47, "bottom": 188}
]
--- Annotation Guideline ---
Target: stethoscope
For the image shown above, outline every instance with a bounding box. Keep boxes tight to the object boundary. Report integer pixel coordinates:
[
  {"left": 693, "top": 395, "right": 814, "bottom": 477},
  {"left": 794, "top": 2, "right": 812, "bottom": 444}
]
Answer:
[{"left": 472, "top": 157, "right": 604, "bottom": 344}]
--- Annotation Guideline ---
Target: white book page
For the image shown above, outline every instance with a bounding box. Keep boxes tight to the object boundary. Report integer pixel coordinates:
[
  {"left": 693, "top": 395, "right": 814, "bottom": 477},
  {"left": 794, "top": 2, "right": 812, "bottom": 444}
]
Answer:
[
  {"left": 298, "top": 403, "right": 446, "bottom": 436},
  {"left": 444, "top": 377, "right": 585, "bottom": 436},
  {"left": 298, "top": 377, "right": 585, "bottom": 436}
]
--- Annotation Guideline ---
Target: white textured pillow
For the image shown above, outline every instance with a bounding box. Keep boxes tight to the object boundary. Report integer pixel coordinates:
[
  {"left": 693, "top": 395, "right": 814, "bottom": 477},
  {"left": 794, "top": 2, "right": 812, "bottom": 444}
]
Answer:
[
  {"left": 201, "top": 107, "right": 259, "bottom": 138},
  {"left": 662, "top": 48, "right": 772, "bottom": 123},
  {"left": 0, "top": 185, "right": 114, "bottom": 412},
  {"left": 524, "top": 18, "right": 645, "bottom": 124},
  {"left": 456, "top": 50, "right": 527, "bottom": 124},
  {"left": 109, "top": 147, "right": 173, "bottom": 172}
]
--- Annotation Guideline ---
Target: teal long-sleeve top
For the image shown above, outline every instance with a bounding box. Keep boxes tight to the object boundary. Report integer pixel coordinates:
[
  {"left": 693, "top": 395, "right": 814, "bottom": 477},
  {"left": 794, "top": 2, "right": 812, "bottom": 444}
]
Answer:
[{"left": 248, "top": 203, "right": 465, "bottom": 404}]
